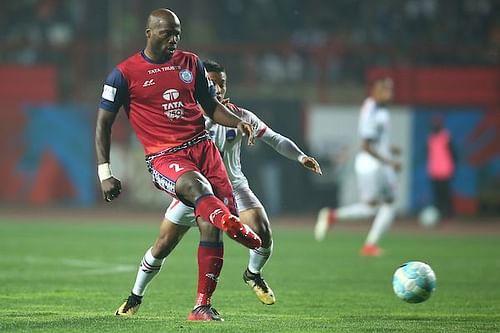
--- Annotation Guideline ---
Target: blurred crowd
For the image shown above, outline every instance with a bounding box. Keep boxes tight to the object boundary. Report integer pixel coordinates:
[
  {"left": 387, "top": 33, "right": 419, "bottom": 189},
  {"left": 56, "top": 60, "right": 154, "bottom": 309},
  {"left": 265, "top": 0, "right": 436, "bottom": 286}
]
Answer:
[{"left": 1, "top": 0, "right": 499, "bottom": 102}]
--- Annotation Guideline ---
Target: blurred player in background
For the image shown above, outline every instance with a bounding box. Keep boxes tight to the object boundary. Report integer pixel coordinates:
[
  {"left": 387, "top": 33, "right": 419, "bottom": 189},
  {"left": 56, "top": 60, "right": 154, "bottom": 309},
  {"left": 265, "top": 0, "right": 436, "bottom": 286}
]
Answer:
[
  {"left": 95, "top": 8, "right": 261, "bottom": 321},
  {"left": 120, "top": 59, "right": 322, "bottom": 311},
  {"left": 314, "top": 78, "right": 400, "bottom": 256}
]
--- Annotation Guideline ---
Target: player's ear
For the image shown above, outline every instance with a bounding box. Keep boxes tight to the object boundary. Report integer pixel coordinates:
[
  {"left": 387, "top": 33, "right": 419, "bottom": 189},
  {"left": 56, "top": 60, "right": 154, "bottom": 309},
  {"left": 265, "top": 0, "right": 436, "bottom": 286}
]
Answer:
[{"left": 145, "top": 28, "right": 152, "bottom": 38}]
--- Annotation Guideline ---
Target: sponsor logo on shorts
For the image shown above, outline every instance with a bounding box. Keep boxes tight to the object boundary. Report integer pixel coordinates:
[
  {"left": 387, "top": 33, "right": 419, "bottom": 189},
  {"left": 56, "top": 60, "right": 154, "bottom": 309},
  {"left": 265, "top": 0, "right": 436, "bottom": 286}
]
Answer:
[{"left": 152, "top": 170, "right": 175, "bottom": 195}]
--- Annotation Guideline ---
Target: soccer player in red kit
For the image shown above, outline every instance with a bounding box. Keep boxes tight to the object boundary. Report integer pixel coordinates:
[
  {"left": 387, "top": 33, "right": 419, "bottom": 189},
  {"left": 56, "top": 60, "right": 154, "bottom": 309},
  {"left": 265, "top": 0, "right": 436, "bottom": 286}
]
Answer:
[{"left": 95, "top": 8, "right": 261, "bottom": 320}]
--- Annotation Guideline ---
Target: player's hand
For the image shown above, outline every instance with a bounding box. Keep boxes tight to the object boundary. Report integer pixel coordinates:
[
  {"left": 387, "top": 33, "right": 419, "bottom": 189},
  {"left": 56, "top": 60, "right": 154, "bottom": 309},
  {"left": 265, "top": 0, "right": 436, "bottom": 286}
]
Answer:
[
  {"left": 300, "top": 156, "right": 323, "bottom": 175},
  {"left": 237, "top": 121, "right": 255, "bottom": 146},
  {"left": 100, "top": 177, "right": 122, "bottom": 202},
  {"left": 391, "top": 160, "right": 402, "bottom": 173},
  {"left": 391, "top": 146, "right": 402, "bottom": 156}
]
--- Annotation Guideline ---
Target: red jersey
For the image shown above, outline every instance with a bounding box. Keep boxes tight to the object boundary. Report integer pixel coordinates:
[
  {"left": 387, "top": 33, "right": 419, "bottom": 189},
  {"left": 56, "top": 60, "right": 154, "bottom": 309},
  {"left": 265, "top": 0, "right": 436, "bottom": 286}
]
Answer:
[{"left": 99, "top": 50, "right": 216, "bottom": 155}]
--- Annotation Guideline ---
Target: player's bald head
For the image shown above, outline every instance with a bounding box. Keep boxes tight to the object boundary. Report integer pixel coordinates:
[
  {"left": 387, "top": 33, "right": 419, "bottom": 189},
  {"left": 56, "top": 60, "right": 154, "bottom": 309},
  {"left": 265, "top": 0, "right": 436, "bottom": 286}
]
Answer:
[{"left": 146, "top": 8, "right": 180, "bottom": 29}]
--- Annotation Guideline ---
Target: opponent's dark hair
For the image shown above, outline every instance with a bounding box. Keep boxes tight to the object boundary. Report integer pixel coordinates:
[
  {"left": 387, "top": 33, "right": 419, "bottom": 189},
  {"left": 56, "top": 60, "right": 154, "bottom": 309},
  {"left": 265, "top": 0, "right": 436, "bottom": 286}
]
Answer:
[
  {"left": 203, "top": 59, "right": 225, "bottom": 73},
  {"left": 368, "top": 76, "right": 393, "bottom": 88}
]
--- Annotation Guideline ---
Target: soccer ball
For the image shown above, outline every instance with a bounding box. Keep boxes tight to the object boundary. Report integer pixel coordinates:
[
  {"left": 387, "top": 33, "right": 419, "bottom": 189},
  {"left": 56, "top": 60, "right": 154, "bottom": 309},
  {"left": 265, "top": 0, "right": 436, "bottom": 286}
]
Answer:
[
  {"left": 419, "top": 206, "right": 440, "bottom": 228},
  {"left": 392, "top": 261, "right": 436, "bottom": 303}
]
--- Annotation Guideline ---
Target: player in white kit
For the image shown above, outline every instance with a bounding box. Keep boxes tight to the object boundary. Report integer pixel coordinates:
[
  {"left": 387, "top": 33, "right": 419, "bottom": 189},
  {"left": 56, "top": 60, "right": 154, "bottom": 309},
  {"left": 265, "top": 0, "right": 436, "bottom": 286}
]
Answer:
[
  {"left": 314, "top": 78, "right": 401, "bottom": 256},
  {"left": 128, "top": 59, "right": 322, "bottom": 307}
]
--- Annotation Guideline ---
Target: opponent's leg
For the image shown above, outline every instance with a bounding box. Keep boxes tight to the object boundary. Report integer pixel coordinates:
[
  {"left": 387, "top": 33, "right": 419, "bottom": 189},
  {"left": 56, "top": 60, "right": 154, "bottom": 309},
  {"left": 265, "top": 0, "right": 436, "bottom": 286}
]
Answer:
[
  {"left": 115, "top": 220, "right": 189, "bottom": 316},
  {"left": 361, "top": 202, "right": 395, "bottom": 256},
  {"left": 188, "top": 218, "right": 224, "bottom": 321},
  {"left": 315, "top": 203, "right": 378, "bottom": 241},
  {"left": 239, "top": 208, "right": 275, "bottom": 305}
]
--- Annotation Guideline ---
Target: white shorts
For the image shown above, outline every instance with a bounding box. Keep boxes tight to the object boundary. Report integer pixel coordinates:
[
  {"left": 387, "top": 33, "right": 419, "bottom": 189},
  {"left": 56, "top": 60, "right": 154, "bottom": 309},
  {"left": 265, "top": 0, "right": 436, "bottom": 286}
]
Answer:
[
  {"left": 164, "top": 181, "right": 264, "bottom": 227},
  {"left": 354, "top": 151, "right": 397, "bottom": 203}
]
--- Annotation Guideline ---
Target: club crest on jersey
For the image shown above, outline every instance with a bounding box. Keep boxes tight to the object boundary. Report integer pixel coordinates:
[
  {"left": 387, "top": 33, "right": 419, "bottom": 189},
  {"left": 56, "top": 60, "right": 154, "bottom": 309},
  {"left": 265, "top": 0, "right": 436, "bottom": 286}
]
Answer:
[
  {"left": 226, "top": 129, "right": 237, "bottom": 141},
  {"left": 179, "top": 69, "right": 193, "bottom": 83}
]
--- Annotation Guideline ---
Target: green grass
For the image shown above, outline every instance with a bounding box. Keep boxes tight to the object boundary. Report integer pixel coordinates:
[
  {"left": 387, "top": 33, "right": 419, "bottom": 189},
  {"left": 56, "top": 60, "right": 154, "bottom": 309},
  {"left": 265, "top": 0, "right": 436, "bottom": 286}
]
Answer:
[{"left": 0, "top": 217, "right": 499, "bottom": 332}]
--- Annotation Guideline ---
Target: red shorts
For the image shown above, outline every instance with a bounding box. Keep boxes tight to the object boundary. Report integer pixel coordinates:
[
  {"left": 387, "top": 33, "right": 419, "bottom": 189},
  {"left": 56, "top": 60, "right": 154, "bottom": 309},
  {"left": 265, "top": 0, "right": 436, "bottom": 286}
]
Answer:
[{"left": 146, "top": 135, "right": 236, "bottom": 214}]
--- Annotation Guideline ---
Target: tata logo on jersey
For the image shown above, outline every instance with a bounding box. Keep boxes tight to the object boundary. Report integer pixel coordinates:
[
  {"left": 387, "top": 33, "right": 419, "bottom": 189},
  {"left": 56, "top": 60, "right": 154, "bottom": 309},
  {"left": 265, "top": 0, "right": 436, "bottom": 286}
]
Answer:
[
  {"left": 163, "top": 89, "right": 179, "bottom": 101},
  {"left": 161, "top": 88, "right": 184, "bottom": 119}
]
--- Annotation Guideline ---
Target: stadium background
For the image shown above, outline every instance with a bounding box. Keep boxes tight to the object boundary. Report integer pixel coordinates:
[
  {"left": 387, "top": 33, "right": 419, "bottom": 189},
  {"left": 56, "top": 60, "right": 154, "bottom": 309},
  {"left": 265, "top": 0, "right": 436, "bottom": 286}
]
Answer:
[{"left": 0, "top": 0, "right": 499, "bottom": 219}]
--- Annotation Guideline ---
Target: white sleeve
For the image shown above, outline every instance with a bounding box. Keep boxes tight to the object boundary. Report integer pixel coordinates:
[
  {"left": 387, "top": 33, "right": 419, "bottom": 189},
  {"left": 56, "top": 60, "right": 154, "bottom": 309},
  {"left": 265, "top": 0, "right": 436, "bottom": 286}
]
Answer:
[
  {"left": 241, "top": 108, "right": 306, "bottom": 161},
  {"left": 260, "top": 127, "right": 307, "bottom": 162}
]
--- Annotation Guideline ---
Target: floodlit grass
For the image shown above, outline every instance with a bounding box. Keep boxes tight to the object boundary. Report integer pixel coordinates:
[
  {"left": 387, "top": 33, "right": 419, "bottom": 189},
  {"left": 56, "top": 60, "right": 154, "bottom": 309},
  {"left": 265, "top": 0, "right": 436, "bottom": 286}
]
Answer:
[{"left": 0, "top": 218, "right": 499, "bottom": 332}]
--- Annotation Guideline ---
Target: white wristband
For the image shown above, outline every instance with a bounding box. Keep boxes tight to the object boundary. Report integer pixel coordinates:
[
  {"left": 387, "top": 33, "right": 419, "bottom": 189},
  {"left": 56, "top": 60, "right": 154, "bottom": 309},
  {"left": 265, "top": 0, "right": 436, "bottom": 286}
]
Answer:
[
  {"left": 98, "top": 163, "right": 113, "bottom": 182},
  {"left": 298, "top": 154, "right": 307, "bottom": 163}
]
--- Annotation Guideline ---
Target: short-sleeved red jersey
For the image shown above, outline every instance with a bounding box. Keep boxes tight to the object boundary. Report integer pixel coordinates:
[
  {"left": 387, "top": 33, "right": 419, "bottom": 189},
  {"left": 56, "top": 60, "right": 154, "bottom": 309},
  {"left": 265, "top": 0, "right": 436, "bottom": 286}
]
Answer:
[{"left": 99, "top": 50, "right": 215, "bottom": 155}]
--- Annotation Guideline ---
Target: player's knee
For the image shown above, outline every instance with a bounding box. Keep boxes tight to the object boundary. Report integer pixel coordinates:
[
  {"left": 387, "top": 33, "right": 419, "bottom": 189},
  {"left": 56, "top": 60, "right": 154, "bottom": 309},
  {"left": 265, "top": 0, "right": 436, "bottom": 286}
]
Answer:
[
  {"left": 244, "top": 211, "right": 272, "bottom": 247},
  {"left": 175, "top": 171, "right": 213, "bottom": 203},
  {"left": 259, "top": 228, "right": 273, "bottom": 248}
]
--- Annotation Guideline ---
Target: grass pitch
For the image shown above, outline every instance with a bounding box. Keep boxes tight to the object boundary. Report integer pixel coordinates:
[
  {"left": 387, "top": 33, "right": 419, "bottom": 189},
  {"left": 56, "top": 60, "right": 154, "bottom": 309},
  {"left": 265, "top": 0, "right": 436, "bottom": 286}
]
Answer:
[{"left": 0, "top": 216, "right": 499, "bottom": 333}]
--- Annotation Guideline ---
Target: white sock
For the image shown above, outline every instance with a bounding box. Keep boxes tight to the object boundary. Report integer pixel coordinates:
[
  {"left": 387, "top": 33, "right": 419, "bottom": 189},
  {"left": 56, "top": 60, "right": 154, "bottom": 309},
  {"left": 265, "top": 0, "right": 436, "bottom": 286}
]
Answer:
[
  {"left": 336, "top": 203, "right": 378, "bottom": 221},
  {"left": 365, "top": 204, "right": 396, "bottom": 245},
  {"left": 131, "top": 248, "right": 165, "bottom": 297},
  {"left": 248, "top": 243, "right": 273, "bottom": 274}
]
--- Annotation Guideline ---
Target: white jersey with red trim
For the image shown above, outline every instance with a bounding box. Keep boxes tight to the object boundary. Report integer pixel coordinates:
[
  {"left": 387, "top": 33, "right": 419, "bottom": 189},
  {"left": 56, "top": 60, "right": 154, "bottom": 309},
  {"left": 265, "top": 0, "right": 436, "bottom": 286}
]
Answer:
[{"left": 205, "top": 102, "right": 267, "bottom": 187}]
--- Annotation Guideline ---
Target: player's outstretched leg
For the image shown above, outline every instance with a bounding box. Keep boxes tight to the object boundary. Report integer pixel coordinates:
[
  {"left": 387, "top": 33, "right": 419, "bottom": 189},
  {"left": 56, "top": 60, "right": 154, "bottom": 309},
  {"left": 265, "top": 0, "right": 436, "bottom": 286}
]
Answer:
[
  {"left": 314, "top": 207, "right": 336, "bottom": 241},
  {"left": 360, "top": 203, "right": 395, "bottom": 256},
  {"left": 194, "top": 195, "right": 261, "bottom": 249},
  {"left": 221, "top": 214, "right": 262, "bottom": 249},
  {"left": 243, "top": 268, "right": 275, "bottom": 305}
]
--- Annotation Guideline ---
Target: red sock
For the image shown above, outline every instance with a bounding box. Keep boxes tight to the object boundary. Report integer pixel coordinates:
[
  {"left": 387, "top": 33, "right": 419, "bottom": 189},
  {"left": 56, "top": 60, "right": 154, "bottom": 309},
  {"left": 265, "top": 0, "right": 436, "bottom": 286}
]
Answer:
[
  {"left": 195, "top": 242, "right": 224, "bottom": 306},
  {"left": 194, "top": 195, "right": 231, "bottom": 229},
  {"left": 328, "top": 209, "right": 336, "bottom": 225}
]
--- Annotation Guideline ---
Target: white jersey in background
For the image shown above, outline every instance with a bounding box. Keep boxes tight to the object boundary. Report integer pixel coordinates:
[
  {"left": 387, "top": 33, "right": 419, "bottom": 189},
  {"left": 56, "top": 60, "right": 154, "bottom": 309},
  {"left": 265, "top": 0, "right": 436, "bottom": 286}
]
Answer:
[
  {"left": 355, "top": 97, "right": 396, "bottom": 202},
  {"left": 165, "top": 102, "right": 307, "bottom": 226},
  {"left": 358, "top": 97, "right": 391, "bottom": 159}
]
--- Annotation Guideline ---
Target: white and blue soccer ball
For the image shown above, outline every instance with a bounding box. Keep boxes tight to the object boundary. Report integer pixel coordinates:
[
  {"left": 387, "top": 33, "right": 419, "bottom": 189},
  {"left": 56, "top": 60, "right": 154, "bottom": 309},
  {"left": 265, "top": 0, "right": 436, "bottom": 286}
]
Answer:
[{"left": 392, "top": 261, "right": 436, "bottom": 303}]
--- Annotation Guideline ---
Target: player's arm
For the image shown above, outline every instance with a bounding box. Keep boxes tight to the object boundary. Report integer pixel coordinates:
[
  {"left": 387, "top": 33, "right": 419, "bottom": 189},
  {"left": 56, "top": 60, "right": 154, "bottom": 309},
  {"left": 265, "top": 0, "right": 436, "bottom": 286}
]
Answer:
[
  {"left": 95, "top": 68, "right": 127, "bottom": 202},
  {"left": 194, "top": 58, "right": 254, "bottom": 145},
  {"left": 244, "top": 109, "right": 321, "bottom": 174}
]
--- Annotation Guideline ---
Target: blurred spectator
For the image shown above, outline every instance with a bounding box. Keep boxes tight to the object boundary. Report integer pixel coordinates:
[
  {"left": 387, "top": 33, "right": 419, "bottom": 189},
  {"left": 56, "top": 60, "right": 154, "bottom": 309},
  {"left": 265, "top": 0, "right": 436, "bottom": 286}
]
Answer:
[
  {"left": 0, "top": 0, "right": 498, "bottom": 101},
  {"left": 427, "top": 115, "right": 457, "bottom": 218}
]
